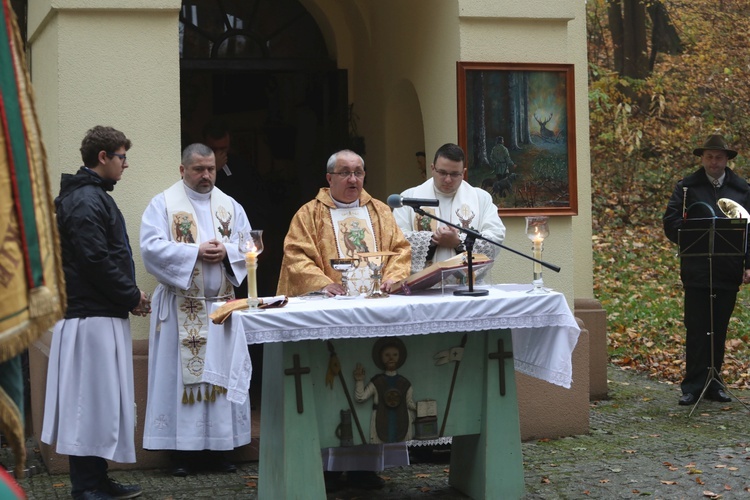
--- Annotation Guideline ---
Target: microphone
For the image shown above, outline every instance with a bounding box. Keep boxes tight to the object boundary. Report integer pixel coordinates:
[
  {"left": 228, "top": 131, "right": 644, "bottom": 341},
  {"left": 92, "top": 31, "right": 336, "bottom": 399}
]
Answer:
[{"left": 387, "top": 194, "right": 440, "bottom": 209}]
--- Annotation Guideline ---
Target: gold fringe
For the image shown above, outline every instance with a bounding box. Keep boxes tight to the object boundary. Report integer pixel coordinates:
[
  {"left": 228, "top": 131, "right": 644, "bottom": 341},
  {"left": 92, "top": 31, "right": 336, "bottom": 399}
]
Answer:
[
  {"left": 210, "top": 385, "right": 216, "bottom": 402},
  {"left": 182, "top": 387, "right": 188, "bottom": 404},
  {"left": 0, "top": 307, "right": 63, "bottom": 364},
  {"left": 28, "top": 286, "right": 57, "bottom": 319},
  {"left": 0, "top": 387, "right": 25, "bottom": 479},
  {"left": 196, "top": 386, "right": 202, "bottom": 402},
  {"left": 188, "top": 387, "right": 195, "bottom": 405}
]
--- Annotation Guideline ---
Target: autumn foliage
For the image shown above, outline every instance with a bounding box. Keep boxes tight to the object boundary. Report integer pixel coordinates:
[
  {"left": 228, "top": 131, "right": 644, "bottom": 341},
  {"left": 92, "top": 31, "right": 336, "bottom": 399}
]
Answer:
[{"left": 587, "top": 0, "right": 750, "bottom": 389}]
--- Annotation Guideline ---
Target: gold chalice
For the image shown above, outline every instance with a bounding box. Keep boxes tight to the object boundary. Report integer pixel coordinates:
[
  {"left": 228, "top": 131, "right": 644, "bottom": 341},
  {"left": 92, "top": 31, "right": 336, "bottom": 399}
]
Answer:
[
  {"left": 357, "top": 251, "right": 398, "bottom": 299},
  {"left": 330, "top": 258, "right": 360, "bottom": 296}
]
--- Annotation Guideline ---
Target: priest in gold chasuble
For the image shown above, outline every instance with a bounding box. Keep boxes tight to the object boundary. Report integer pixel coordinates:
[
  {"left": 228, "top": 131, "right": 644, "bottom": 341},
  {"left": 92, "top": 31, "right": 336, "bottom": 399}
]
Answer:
[
  {"left": 277, "top": 150, "right": 411, "bottom": 297},
  {"left": 276, "top": 150, "right": 411, "bottom": 490},
  {"left": 140, "top": 144, "right": 251, "bottom": 471}
]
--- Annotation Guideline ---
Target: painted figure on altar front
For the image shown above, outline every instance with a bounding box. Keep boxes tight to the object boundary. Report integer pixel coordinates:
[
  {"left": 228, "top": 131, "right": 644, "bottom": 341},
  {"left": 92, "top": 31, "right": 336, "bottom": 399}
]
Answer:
[{"left": 354, "top": 337, "right": 416, "bottom": 443}]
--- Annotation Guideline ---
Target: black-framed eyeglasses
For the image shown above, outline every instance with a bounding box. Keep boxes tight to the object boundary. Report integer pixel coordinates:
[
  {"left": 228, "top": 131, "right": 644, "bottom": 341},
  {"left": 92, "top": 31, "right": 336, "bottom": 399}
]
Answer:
[
  {"left": 433, "top": 167, "right": 463, "bottom": 179},
  {"left": 107, "top": 152, "right": 127, "bottom": 161},
  {"left": 331, "top": 170, "right": 365, "bottom": 179}
]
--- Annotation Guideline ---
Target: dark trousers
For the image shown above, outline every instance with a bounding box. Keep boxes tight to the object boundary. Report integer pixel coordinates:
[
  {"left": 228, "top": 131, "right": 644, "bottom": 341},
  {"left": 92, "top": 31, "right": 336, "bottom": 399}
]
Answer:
[
  {"left": 682, "top": 287, "right": 737, "bottom": 395},
  {"left": 69, "top": 455, "right": 108, "bottom": 497}
]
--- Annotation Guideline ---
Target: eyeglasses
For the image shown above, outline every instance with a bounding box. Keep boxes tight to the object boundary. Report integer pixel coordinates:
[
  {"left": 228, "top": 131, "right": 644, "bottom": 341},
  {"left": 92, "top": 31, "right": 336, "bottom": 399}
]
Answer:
[
  {"left": 107, "top": 152, "right": 127, "bottom": 161},
  {"left": 434, "top": 168, "right": 463, "bottom": 179},
  {"left": 331, "top": 170, "right": 365, "bottom": 179}
]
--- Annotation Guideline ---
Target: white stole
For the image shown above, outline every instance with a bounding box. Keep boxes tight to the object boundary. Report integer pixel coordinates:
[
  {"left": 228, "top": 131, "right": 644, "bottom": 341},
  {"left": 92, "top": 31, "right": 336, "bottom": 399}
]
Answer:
[
  {"left": 408, "top": 180, "right": 483, "bottom": 264},
  {"left": 163, "top": 181, "right": 235, "bottom": 400}
]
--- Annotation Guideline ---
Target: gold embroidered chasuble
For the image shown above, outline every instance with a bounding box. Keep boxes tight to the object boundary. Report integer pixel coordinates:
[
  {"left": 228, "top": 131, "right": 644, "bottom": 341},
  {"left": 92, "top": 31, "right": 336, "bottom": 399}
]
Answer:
[{"left": 277, "top": 188, "right": 411, "bottom": 296}]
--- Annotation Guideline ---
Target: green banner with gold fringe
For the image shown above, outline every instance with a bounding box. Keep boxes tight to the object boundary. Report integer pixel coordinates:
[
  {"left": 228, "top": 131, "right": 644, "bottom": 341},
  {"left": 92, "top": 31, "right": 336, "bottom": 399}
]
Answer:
[{"left": 0, "top": 0, "right": 65, "bottom": 480}]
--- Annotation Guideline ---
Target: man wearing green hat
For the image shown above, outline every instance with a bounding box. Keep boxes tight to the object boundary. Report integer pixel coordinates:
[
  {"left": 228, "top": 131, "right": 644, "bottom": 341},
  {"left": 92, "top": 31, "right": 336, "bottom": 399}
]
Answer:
[{"left": 663, "top": 133, "right": 750, "bottom": 406}]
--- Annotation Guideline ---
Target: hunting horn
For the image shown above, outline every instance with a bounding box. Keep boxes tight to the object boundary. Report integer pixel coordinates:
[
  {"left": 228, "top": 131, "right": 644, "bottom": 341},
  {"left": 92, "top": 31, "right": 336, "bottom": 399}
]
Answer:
[{"left": 717, "top": 198, "right": 750, "bottom": 222}]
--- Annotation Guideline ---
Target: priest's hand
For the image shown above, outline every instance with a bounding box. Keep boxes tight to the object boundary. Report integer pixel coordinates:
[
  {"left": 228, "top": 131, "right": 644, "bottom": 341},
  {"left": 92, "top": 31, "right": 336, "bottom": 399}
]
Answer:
[
  {"left": 431, "top": 225, "right": 460, "bottom": 249},
  {"left": 381, "top": 279, "right": 395, "bottom": 293},
  {"left": 131, "top": 290, "right": 151, "bottom": 317},
  {"left": 321, "top": 283, "right": 346, "bottom": 296},
  {"left": 198, "top": 239, "right": 226, "bottom": 263}
]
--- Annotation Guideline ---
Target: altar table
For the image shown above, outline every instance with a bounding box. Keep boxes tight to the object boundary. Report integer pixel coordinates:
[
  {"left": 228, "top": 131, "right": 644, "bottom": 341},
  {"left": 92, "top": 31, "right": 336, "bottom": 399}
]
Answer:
[{"left": 205, "top": 284, "right": 580, "bottom": 499}]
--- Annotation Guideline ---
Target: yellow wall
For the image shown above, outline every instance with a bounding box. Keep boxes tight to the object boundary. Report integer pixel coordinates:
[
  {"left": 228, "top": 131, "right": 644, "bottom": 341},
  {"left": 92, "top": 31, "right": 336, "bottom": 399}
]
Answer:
[
  {"left": 319, "top": 0, "right": 592, "bottom": 301},
  {"left": 28, "top": 0, "right": 592, "bottom": 339},
  {"left": 28, "top": 0, "right": 183, "bottom": 338}
]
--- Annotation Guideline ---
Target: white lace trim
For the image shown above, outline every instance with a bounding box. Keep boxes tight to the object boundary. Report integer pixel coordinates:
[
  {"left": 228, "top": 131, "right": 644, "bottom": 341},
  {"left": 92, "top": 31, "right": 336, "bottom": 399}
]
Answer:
[
  {"left": 404, "top": 231, "right": 432, "bottom": 273},
  {"left": 243, "top": 313, "right": 574, "bottom": 343},
  {"left": 406, "top": 437, "right": 453, "bottom": 447}
]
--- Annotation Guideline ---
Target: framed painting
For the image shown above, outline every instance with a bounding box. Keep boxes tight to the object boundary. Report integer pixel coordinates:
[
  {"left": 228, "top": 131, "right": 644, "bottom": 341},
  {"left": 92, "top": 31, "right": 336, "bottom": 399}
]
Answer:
[{"left": 457, "top": 62, "right": 578, "bottom": 216}]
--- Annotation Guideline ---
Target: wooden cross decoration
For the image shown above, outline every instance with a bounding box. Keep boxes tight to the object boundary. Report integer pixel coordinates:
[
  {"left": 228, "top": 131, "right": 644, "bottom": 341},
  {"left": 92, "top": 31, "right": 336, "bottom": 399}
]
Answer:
[
  {"left": 488, "top": 338, "right": 513, "bottom": 396},
  {"left": 284, "top": 353, "right": 311, "bottom": 413}
]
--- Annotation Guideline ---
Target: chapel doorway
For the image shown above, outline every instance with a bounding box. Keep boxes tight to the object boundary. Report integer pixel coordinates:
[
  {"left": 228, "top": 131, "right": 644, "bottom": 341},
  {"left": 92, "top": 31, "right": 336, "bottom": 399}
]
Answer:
[{"left": 179, "top": 0, "right": 348, "bottom": 403}]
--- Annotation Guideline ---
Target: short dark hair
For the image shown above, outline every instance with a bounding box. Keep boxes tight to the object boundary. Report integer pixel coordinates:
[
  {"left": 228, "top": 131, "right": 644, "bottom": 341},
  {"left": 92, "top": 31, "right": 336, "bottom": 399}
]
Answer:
[
  {"left": 79, "top": 126, "right": 131, "bottom": 168},
  {"left": 182, "top": 143, "right": 214, "bottom": 166},
  {"left": 433, "top": 143, "right": 464, "bottom": 165}
]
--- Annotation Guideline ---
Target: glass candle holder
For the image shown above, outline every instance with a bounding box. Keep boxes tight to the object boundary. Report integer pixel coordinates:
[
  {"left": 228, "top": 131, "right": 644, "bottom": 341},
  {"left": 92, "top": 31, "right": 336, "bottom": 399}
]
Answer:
[
  {"left": 238, "top": 230, "right": 264, "bottom": 308},
  {"left": 525, "top": 216, "right": 550, "bottom": 294}
]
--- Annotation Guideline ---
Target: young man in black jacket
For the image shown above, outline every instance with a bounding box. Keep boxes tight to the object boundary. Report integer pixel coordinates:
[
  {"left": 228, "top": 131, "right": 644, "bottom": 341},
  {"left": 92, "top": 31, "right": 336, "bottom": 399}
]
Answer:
[
  {"left": 41, "top": 126, "right": 150, "bottom": 500},
  {"left": 663, "top": 133, "right": 750, "bottom": 406}
]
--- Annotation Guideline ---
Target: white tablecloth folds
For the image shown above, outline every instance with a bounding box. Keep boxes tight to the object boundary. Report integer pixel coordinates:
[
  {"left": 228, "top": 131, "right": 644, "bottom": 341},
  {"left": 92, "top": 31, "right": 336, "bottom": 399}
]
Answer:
[{"left": 204, "top": 284, "right": 581, "bottom": 405}]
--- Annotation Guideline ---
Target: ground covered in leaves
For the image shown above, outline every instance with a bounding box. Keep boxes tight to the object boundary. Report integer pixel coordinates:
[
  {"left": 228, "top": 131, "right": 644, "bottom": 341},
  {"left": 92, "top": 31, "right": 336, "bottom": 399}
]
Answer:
[{"left": 588, "top": 0, "right": 750, "bottom": 390}]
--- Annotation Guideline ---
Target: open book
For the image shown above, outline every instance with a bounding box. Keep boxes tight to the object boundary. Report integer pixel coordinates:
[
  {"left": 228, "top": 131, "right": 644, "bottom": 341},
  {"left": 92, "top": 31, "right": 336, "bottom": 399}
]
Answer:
[{"left": 390, "top": 252, "right": 493, "bottom": 294}]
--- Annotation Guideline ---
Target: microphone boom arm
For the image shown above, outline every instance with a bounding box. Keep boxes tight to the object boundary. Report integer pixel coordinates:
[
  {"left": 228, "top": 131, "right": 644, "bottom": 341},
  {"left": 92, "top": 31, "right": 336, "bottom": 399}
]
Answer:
[{"left": 412, "top": 207, "right": 561, "bottom": 273}]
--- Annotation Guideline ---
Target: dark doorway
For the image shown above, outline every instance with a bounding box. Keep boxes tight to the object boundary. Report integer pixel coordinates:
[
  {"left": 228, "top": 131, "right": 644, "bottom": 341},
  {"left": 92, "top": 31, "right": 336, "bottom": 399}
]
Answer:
[{"left": 179, "top": 0, "right": 349, "bottom": 404}]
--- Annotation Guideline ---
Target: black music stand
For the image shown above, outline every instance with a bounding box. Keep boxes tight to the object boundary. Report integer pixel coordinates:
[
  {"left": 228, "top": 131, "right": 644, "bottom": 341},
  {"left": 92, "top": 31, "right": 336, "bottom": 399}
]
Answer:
[{"left": 678, "top": 217, "right": 750, "bottom": 416}]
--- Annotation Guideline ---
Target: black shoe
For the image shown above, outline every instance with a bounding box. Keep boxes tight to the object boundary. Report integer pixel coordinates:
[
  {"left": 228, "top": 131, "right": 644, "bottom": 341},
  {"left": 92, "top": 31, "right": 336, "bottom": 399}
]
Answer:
[
  {"left": 706, "top": 389, "right": 732, "bottom": 403},
  {"left": 170, "top": 462, "right": 190, "bottom": 477},
  {"left": 346, "top": 470, "right": 385, "bottom": 490},
  {"left": 324, "top": 471, "right": 344, "bottom": 492},
  {"left": 74, "top": 490, "right": 114, "bottom": 500},
  {"left": 218, "top": 459, "right": 237, "bottom": 473},
  {"left": 100, "top": 478, "right": 142, "bottom": 499},
  {"left": 678, "top": 393, "right": 696, "bottom": 406}
]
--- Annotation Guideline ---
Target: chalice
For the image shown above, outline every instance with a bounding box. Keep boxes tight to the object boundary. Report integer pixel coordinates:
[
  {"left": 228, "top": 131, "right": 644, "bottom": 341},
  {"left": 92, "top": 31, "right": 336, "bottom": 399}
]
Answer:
[
  {"left": 330, "top": 258, "right": 360, "bottom": 296},
  {"left": 358, "top": 251, "right": 398, "bottom": 299},
  {"left": 238, "top": 230, "right": 264, "bottom": 308}
]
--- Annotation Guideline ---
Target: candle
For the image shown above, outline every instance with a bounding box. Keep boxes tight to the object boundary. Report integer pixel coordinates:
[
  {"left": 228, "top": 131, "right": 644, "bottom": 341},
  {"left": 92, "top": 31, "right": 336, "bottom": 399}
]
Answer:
[
  {"left": 533, "top": 237, "right": 543, "bottom": 275},
  {"left": 245, "top": 249, "right": 258, "bottom": 299}
]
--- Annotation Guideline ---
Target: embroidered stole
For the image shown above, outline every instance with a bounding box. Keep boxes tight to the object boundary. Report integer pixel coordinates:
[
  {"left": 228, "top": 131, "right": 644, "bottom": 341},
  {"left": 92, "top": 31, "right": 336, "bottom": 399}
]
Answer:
[
  {"left": 330, "top": 206, "right": 377, "bottom": 295},
  {"left": 164, "top": 181, "right": 235, "bottom": 403},
  {"left": 408, "top": 180, "right": 481, "bottom": 264}
]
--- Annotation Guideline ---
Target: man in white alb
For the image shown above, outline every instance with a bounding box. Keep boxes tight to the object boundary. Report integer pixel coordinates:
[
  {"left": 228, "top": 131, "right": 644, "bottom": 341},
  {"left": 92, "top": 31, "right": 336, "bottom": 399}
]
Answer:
[
  {"left": 140, "top": 143, "right": 252, "bottom": 475},
  {"left": 393, "top": 143, "right": 505, "bottom": 275}
]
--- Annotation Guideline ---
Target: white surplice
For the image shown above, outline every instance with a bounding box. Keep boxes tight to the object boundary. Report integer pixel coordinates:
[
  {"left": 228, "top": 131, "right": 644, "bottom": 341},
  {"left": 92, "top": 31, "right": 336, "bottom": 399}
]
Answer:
[
  {"left": 140, "top": 184, "right": 252, "bottom": 451},
  {"left": 393, "top": 178, "right": 506, "bottom": 273},
  {"left": 41, "top": 317, "right": 136, "bottom": 463}
]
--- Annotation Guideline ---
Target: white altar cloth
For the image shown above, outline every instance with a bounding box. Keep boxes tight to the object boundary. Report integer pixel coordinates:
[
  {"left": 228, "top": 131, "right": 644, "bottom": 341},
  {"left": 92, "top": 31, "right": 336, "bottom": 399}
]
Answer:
[{"left": 204, "top": 284, "right": 580, "bottom": 405}]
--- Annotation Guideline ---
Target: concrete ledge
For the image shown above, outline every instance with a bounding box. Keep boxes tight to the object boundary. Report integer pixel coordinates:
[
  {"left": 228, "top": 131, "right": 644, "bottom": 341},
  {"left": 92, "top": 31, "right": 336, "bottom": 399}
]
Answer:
[{"left": 574, "top": 298, "right": 608, "bottom": 400}]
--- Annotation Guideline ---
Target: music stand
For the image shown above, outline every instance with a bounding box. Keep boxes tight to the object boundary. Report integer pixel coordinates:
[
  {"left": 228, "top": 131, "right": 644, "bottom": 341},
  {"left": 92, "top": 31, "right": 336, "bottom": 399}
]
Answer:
[{"left": 678, "top": 217, "right": 750, "bottom": 416}]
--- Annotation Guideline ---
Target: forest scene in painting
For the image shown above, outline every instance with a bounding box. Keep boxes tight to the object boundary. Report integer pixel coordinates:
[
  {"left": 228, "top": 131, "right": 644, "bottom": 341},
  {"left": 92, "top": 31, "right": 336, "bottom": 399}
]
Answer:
[{"left": 464, "top": 67, "right": 573, "bottom": 212}]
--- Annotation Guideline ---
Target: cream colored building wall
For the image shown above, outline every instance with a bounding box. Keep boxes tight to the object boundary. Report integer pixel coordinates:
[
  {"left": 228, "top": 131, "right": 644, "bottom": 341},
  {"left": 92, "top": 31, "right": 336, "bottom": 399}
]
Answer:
[
  {"left": 331, "top": 0, "right": 592, "bottom": 301},
  {"left": 25, "top": 0, "right": 592, "bottom": 334},
  {"left": 27, "top": 0, "right": 183, "bottom": 339}
]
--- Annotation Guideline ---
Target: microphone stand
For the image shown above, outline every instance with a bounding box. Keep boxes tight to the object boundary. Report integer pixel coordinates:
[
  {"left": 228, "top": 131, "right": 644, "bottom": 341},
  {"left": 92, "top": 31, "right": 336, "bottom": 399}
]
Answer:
[{"left": 412, "top": 206, "right": 561, "bottom": 297}]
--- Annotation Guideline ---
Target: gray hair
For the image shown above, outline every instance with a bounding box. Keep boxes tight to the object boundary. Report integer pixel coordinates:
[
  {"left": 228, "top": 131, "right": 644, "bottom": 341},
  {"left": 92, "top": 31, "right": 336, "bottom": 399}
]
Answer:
[
  {"left": 181, "top": 143, "right": 214, "bottom": 166},
  {"left": 326, "top": 149, "right": 365, "bottom": 173}
]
